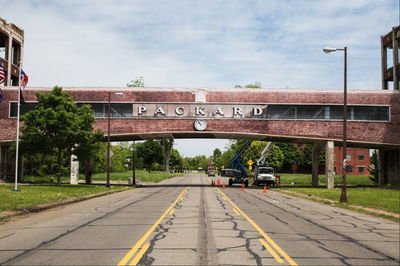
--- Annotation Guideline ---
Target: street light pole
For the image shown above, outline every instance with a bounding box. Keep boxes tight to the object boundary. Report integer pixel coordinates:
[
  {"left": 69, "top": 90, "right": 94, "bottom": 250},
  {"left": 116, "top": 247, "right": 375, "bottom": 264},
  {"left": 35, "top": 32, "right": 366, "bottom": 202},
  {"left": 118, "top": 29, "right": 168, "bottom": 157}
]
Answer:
[
  {"left": 106, "top": 92, "right": 124, "bottom": 188},
  {"left": 106, "top": 91, "right": 111, "bottom": 188},
  {"left": 323, "top": 46, "right": 348, "bottom": 203},
  {"left": 340, "top": 47, "right": 348, "bottom": 203}
]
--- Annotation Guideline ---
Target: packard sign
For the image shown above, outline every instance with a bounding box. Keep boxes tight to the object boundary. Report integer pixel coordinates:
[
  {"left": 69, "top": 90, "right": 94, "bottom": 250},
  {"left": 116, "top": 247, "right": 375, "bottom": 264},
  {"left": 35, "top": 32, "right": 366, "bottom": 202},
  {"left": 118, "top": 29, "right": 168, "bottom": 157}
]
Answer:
[{"left": 132, "top": 103, "right": 268, "bottom": 120}]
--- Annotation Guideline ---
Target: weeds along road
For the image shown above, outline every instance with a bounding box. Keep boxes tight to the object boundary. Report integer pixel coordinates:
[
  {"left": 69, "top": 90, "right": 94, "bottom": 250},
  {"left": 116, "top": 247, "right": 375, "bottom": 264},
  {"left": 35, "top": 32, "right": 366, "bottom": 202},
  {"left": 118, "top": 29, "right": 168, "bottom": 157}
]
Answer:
[{"left": 0, "top": 174, "right": 398, "bottom": 265}]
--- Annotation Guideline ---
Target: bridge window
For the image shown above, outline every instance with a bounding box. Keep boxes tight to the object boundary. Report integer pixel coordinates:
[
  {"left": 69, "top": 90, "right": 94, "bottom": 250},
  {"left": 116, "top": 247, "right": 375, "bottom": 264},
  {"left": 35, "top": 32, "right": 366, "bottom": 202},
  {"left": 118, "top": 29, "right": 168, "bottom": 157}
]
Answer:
[
  {"left": 267, "top": 105, "right": 389, "bottom": 121},
  {"left": 77, "top": 103, "right": 133, "bottom": 118},
  {"left": 9, "top": 102, "right": 133, "bottom": 118}
]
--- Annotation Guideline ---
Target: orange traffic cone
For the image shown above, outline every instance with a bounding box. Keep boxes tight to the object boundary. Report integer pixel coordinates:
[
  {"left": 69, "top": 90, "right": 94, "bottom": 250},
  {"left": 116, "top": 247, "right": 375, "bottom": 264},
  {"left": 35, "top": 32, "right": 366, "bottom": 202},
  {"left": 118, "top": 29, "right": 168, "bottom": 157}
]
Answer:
[
  {"left": 241, "top": 184, "right": 244, "bottom": 191},
  {"left": 263, "top": 185, "right": 267, "bottom": 193},
  {"left": 222, "top": 183, "right": 225, "bottom": 189},
  {"left": 217, "top": 179, "right": 221, "bottom": 185}
]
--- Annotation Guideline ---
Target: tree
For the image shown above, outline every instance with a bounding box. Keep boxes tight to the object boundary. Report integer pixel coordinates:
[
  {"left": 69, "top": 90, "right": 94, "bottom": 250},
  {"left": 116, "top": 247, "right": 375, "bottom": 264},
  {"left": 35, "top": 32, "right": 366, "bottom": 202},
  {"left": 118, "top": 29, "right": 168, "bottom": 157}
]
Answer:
[
  {"left": 234, "top": 82, "right": 262, "bottom": 88},
  {"left": 127, "top": 76, "right": 145, "bottom": 87},
  {"left": 265, "top": 146, "right": 284, "bottom": 171},
  {"left": 162, "top": 138, "right": 174, "bottom": 172},
  {"left": 170, "top": 149, "right": 183, "bottom": 170},
  {"left": 276, "top": 143, "right": 303, "bottom": 172},
  {"left": 136, "top": 140, "right": 163, "bottom": 171},
  {"left": 212, "top": 148, "right": 223, "bottom": 169},
  {"left": 20, "top": 86, "right": 103, "bottom": 184}
]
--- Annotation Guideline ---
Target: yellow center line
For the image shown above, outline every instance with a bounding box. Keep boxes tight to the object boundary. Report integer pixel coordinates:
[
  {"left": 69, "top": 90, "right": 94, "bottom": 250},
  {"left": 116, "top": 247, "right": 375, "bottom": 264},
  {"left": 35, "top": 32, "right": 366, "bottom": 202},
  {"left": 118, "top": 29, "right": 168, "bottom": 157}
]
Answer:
[
  {"left": 259, "top": 239, "right": 284, "bottom": 264},
  {"left": 216, "top": 188, "right": 298, "bottom": 266},
  {"left": 117, "top": 187, "right": 189, "bottom": 266},
  {"left": 129, "top": 243, "right": 151, "bottom": 266},
  {"left": 233, "top": 208, "right": 240, "bottom": 216},
  {"left": 169, "top": 208, "right": 175, "bottom": 216}
]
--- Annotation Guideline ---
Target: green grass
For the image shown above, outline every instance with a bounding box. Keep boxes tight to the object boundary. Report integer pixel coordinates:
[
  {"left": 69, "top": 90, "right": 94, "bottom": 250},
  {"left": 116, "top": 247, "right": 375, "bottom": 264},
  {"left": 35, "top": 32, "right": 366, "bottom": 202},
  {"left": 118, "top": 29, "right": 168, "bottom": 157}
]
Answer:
[
  {"left": 24, "top": 170, "right": 183, "bottom": 184},
  {"left": 277, "top": 173, "right": 375, "bottom": 186},
  {"left": 279, "top": 187, "right": 400, "bottom": 214},
  {"left": 0, "top": 184, "right": 129, "bottom": 212},
  {"left": 92, "top": 170, "right": 183, "bottom": 183}
]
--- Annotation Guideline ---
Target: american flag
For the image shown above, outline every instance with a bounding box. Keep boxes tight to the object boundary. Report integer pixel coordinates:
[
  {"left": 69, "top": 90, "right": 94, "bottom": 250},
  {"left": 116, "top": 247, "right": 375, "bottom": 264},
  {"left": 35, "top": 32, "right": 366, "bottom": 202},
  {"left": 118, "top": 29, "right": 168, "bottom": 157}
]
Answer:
[
  {"left": 20, "top": 69, "right": 28, "bottom": 88},
  {"left": 0, "top": 65, "right": 5, "bottom": 85}
]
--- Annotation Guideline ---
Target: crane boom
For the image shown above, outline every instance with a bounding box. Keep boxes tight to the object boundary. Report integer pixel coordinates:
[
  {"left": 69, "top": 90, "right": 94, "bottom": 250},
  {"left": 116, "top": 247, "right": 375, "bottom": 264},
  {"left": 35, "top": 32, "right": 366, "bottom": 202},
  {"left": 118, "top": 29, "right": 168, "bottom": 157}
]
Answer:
[{"left": 256, "top": 142, "right": 274, "bottom": 166}]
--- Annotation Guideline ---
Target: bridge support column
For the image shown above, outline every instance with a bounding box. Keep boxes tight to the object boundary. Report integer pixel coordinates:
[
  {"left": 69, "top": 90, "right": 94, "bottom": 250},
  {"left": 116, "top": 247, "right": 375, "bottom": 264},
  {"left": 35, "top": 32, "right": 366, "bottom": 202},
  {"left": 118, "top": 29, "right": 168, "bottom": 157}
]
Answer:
[
  {"left": 70, "top": 154, "right": 79, "bottom": 185},
  {"left": 379, "top": 148, "right": 400, "bottom": 186},
  {"left": 325, "top": 141, "right": 335, "bottom": 189},
  {"left": 312, "top": 142, "right": 323, "bottom": 187}
]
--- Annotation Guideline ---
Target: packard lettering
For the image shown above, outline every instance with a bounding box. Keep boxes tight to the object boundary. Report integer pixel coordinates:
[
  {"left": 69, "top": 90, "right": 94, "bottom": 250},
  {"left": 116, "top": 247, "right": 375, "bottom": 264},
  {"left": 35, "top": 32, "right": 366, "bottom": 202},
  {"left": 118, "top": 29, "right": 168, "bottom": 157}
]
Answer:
[{"left": 132, "top": 103, "right": 267, "bottom": 119}]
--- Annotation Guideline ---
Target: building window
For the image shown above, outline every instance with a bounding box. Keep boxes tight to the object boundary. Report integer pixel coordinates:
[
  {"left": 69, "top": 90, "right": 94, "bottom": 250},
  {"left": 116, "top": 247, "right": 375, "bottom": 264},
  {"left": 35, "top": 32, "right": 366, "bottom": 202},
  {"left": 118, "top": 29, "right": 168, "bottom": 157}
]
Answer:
[
  {"left": 358, "top": 166, "right": 365, "bottom": 173},
  {"left": 345, "top": 166, "right": 353, "bottom": 173},
  {"left": 346, "top": 154, "right": 351, "bottom": 161},
  {"left": 9, "top": 102, "right": 37, "bottom": 117},
  {"left": 267, "top": 105, "right": 389, "bottom": 121},
  {"left": 357, "top": 154, "right": 365, "bottom": 161}
]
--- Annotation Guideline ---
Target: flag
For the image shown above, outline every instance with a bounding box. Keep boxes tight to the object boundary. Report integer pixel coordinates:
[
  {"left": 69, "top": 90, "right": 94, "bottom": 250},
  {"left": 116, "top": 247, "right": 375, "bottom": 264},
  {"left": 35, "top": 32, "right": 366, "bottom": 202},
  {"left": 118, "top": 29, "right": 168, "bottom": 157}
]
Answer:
[
  {"left": 20, "top": 69, "right": 28, "bottom": 89},
  {"left": 19, "top": 69, "right": 28, "bottom": 104},
  {"left": 0, "top": 65, "right": 5, "bottom": 85}
]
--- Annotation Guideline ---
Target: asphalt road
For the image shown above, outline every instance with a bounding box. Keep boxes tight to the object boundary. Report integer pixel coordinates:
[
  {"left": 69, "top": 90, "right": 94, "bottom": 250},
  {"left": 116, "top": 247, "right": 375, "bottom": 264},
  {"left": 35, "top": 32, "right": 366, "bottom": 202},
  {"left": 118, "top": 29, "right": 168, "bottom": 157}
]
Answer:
[{"left": 0, "top": 174, "right": 398, "bottom": 265}]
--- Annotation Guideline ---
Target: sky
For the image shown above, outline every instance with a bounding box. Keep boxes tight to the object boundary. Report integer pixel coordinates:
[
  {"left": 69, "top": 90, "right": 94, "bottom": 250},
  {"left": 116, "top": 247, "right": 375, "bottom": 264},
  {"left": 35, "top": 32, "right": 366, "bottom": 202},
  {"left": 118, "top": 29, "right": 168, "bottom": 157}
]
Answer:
[{"left": 1, "top": 0, "right": 399, "bottom": 156}]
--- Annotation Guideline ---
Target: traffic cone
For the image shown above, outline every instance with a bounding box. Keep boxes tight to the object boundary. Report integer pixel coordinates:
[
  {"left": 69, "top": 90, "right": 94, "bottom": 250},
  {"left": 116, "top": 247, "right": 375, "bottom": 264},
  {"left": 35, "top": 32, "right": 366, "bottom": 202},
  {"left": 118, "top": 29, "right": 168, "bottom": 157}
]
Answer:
[
  {"left": 263, "top": 185, "right": 267, "bottom": 193},
  {"left": 241, "top": 184, "right": 244, "bottom": 191},
  {"left": 222, "top": 183, "right": 225, "bottom": 189},
  {"left": 217, "top": 179, "right": 221, "bottom": 185}
]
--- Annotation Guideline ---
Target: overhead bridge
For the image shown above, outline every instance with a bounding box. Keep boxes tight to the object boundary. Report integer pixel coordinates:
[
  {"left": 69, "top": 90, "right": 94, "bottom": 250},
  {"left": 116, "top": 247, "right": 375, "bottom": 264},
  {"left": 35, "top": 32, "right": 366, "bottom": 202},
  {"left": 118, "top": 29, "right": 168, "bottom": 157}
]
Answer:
[{"left": 0, "top": 87, "right": 399, "bottom": 183}]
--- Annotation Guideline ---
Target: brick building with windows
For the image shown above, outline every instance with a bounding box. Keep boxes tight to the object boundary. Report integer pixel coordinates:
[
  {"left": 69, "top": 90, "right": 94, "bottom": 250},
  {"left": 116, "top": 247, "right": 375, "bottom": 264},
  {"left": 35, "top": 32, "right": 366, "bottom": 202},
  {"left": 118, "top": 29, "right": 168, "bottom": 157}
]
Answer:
[
  {"left": 0, "top": 17, "right": 24, "bottom": 86},
  {"left": 334, "top": 147, "right": 371, "bottom": 176}
]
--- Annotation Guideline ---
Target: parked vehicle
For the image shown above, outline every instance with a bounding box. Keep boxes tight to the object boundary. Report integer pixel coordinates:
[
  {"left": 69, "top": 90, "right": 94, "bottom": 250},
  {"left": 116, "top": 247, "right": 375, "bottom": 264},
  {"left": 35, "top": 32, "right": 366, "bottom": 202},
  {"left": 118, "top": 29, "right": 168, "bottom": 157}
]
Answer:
[
  {"left": 253, "top": 166, "right": 277, "bottom": 186},
  {"left": 221, "top": 140, "right": 252, "bottom": 187}
]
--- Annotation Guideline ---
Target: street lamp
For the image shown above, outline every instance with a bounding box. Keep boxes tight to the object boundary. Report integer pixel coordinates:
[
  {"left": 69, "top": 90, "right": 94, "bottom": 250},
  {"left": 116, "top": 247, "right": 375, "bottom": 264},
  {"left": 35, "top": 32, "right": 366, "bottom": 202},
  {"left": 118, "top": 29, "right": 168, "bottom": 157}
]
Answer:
[
  {"left": 106, "top": 92, "right": 124, "bottom": 188},
  {"left": 323, "top": 46, "right": 348, "bottom": 203}
]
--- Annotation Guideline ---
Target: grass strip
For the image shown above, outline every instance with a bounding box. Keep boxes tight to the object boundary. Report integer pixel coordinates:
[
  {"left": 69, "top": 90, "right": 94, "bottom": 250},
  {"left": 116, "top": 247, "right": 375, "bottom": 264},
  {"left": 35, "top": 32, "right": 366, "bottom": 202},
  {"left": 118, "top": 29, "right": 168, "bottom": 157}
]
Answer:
[
  {"left": 277, "top": 187, "right": 400, "bottom": 222},
  {"left": 92, "top": 170, "right": 183, "bottom": 183},
  {"left": 0, "top": 184, "right": 131, "bottom": 213},
  {"left": 24, "top": 170, "right": 183, "bottom": 184},
  {"left": 278, "top": 174, "right": 376, "bottom": 186}
]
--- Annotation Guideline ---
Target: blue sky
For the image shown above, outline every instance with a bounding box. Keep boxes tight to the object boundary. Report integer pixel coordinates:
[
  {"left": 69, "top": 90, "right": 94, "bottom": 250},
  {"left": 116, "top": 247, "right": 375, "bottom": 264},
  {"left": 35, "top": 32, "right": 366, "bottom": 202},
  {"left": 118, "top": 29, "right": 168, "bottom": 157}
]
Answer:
[{"left": 1, "top": 0, "right": 399, "bottom": 156}]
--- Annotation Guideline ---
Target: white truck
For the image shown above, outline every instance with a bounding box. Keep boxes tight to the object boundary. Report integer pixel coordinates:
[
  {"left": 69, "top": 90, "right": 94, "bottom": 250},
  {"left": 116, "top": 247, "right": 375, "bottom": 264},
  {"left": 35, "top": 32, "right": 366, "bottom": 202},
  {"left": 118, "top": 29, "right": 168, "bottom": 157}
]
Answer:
[
  {"left": 253, "top": 166, "right": 277, "bottom": 186},
  {"left": 253, "top": 142, "right": 278, "bottom": 186}
]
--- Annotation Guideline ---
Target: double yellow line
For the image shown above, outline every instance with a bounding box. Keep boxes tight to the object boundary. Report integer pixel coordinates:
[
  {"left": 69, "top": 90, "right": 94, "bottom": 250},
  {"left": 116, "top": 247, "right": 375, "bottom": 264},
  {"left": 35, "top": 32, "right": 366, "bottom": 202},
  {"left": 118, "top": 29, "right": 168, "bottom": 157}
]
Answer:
[
  {"left": 216, "top": 188, "right": 298, "bottom": 266},
  {"left": 118, "top": 187, "right": 189, "bottom": 266}
]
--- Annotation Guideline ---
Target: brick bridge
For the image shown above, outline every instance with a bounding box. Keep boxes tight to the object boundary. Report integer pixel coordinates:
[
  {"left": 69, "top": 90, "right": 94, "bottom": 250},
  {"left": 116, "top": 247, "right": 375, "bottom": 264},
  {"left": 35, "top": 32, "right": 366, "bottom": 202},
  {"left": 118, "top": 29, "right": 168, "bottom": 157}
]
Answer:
[{"left": 1, "top": 87, "right": 399, "bottom": 184}]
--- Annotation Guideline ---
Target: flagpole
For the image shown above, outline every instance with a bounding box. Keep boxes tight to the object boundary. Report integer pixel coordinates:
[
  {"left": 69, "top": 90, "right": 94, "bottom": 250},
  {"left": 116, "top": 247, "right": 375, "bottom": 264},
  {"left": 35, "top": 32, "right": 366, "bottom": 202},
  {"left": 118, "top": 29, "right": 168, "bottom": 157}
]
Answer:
[{"left": 13, "top": 64, "right": 22, "bottom": 192}]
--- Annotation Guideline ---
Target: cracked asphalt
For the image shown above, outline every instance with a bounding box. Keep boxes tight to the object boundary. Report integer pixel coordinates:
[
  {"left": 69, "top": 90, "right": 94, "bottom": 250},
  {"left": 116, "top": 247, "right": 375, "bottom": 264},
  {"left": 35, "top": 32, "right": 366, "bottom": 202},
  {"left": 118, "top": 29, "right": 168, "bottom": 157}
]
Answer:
[{"left": 0, "top": 173, "right": 398, "bottom": 265}]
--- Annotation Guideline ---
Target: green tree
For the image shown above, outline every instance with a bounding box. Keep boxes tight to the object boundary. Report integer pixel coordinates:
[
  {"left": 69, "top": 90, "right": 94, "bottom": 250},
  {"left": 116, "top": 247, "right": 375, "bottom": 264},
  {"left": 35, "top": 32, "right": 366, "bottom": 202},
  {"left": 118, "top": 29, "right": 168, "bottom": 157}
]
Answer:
[
  {"left": 234, "top": 82, "right": 262, "bottom": 88},
  {"left": 20, "top": 86, "right": 103, "bottom": 184},
  {"left": 162, "top": 139, "right": 174, "bottom": 172},
  {"left": 212, "top": 148, "right": 223, "bottom": 169},
  {"left": 136, "top": 140, "right": 163, "bottom": 171},
  {"left": 110, "top": 143, "right": 131, "bottom": 173},
  {"left": 265, "top": 146, "right": 284, "bottom": 171},
  {"left": 301, "top": 144, "right": 325, "bottom": 167},
  {"left": 170, "top": 149, "right": 183, "bottom": 170},
  {"left": 276, "top": 143, "right": 303, "bottom": 168},
  {"left": 127, "top": 76, "right": 145, "bottom": 87}
]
